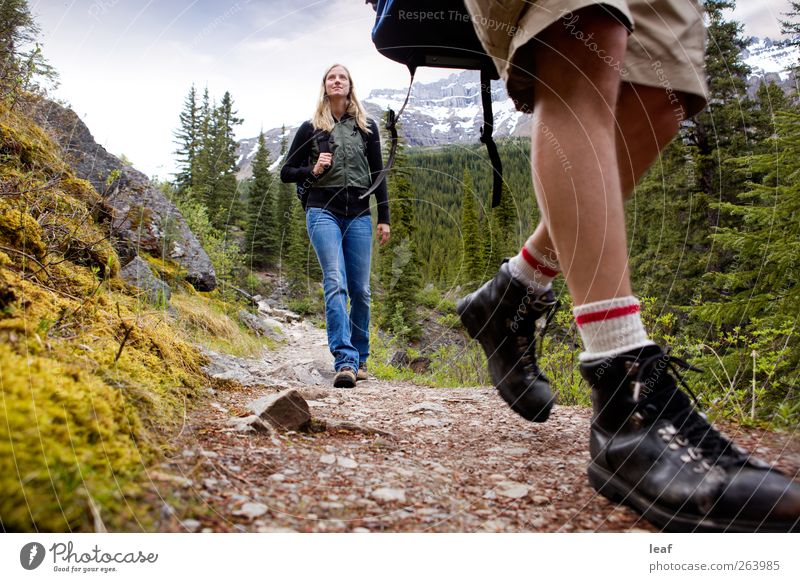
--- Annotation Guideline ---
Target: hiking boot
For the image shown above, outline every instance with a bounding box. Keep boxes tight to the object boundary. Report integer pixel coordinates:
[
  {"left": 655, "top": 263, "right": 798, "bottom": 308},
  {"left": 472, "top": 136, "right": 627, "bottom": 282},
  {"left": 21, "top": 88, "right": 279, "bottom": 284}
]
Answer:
[
  {"left": 356, "top": 363, "right": 369, "bottom": 382},
  {"left": 456, "top": 261, "right": 559, "bottom": 422},
  {"left": 333, "top": 367, "right": 357, "bottom": 388},
  {"left": 581, "top": 344, "right": 800, "bottom": 532}
]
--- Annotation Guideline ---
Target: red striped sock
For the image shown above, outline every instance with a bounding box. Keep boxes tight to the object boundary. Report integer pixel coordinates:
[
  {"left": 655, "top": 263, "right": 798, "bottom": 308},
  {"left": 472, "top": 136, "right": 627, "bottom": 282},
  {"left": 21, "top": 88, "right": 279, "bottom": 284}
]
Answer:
[
  {"left": 508, "top": 240, "right": 559, "bottom": 291},
  {"left": 573, "top": 296, "right": 654, "bottom": 361}
]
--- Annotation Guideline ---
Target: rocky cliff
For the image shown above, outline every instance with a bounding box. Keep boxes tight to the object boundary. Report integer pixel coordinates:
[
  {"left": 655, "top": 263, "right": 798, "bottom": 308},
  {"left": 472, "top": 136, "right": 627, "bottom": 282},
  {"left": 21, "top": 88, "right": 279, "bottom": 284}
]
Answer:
[{"left": 28, "top": 99, "right": 217, "bottom": 291}]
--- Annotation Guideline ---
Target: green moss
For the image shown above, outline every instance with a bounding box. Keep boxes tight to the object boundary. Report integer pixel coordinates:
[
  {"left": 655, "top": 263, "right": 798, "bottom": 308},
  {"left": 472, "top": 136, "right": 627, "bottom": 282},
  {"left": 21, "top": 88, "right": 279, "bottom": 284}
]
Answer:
[
  {"left": 0, "top": 103, "right": 217, "bottom": 531},
  {"left": 0, "top": 343, "right": 148, "bottom": 531},
  {"left": 0, "top": 199, "right": 46, "bottom": 259},
  {"left": 144, "top": 255, "right": 186, "bottom": 289},
  {"left": 0, "top": 112, "right": 68, "bottom": 177}
]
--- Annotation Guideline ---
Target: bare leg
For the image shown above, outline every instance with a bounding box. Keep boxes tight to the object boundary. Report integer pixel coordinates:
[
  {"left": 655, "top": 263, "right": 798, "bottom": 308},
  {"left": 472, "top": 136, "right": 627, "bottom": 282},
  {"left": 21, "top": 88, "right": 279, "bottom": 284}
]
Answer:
[
  {"left": 529, "top": 83, "right": 687, "bottom": 283},
  {"left": 529, "top": 8, "right": 629, "bottom": 304}
]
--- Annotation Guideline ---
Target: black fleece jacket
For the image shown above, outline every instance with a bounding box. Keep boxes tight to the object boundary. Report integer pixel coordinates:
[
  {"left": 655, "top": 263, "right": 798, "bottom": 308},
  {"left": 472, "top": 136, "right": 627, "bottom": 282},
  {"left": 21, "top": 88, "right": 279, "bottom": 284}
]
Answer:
[{"left": 280, "top": 116, "right": 390, "bottom": 225}]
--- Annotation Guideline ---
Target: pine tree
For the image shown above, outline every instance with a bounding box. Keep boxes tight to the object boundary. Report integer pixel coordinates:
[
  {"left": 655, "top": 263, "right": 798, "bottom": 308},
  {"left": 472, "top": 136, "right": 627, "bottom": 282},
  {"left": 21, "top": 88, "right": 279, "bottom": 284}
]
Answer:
[
  {"left": 378, "top": 119, "right": 421, "bottom": 339},
  {"left": 484, "top": 182, "right": 517, "bottom": 275},
  {"left": 702, "top": 110, "right": 800, "bottom": 324},
  {"left": 246, "top": 132, "right": 278, "bottom": 267},
  {"left": 693, "top": 110, "right": 800, "bottom": 423},
  {"left": 459, "top": 168, "right": 482, "bottom": 287},
  {"left": 0, "top": 0, "right": 55, "bottom": 104},
  {"left": 0, "top": 0, "right": 35, "bottom": 84},
  {"left": 192, "top": 87, "right": 214, "bottom": 207},
  {"left": 207, "top": 91, "right": 243, "bottom": 229},
  {"left": 174, "top": 84, "right": 200, "bottom": 193},
  {"left": 781, "top": 1, "right": 800, "bottom": 80},
  {"left": 690, "top": 1, "right": 753, "bottom": 202},
  {"left": 283, "top": 197, "right": 313, "bottom": 293},
  {"left": 276, "top": 126, "right": 295, "bottom": 264}
]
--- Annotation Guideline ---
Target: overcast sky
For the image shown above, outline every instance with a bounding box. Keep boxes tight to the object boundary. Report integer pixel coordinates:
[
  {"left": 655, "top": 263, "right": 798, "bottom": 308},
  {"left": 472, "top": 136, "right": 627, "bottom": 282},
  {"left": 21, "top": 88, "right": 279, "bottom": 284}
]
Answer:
[{"left": 31, "top": 0, "right": 795, "bottom": 179}]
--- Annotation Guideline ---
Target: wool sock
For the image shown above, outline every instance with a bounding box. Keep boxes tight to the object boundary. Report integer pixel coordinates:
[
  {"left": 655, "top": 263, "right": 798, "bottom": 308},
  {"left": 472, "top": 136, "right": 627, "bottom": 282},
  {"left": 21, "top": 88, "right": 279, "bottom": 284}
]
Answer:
[
  {"left": 508, "top": 239, "right": 559, "bottom": 292},
  {"left": 573, "top": 296, "right": 655, "bottom": 361}
]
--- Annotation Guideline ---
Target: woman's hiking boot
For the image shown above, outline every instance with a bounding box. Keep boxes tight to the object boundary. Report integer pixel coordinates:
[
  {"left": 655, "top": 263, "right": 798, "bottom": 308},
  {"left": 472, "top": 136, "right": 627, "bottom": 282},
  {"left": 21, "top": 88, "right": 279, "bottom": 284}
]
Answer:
[
  {"left": 456, "top": 261, "right": 559, "bottom": 422},
  {"left": 581, "top": 344, "right": 800, "bottom": 532},
  {"left": 356, "top": 363, "right": 369, "bottom": 382},
  {"left": 333, "top": 367, "right": 357, "bottom": 388}
]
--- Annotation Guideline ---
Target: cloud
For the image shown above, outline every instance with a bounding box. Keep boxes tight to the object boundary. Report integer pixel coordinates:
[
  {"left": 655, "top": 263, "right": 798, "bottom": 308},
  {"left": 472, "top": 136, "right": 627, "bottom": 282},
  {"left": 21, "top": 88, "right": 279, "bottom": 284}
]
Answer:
[{"left": 731, "top": 0, "right": 792, "bottom": 38}]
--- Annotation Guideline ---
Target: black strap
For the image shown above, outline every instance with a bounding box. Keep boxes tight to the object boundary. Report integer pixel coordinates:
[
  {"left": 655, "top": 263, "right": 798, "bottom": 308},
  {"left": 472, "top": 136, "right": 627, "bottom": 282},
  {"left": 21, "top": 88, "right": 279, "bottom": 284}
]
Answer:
[
  {"left": 359, "top": 66, "right": 416, "bottom": 200},
  {"left": 479, "top": 68, "right": 503, "bottom": 208}
]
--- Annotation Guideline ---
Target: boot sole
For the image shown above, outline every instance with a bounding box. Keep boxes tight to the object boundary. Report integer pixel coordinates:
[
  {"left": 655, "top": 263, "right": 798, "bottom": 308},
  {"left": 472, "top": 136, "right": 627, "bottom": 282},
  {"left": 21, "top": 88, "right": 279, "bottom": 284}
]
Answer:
[
  {"left": 588, "top": 462, "right": 799, "bottom": 533},
  {"left": 333, "top": 375, "right": 356, "bottom": 388},
  {"left": 457, "top": 297, "right": 553, "bottom": 423}
]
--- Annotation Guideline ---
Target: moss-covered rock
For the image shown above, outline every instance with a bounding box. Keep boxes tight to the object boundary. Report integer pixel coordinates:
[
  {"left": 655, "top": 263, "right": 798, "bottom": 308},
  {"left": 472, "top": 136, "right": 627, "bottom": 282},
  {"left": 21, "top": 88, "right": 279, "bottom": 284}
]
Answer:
[
  {"left": 0, "top": 343, "right": 148, "bottom": 531},
  {"left": 0, "top": 102, "right": 213, "bottom": 531},
  {"left": 0, "top": 200, "right": 46, "bottom": 260}
]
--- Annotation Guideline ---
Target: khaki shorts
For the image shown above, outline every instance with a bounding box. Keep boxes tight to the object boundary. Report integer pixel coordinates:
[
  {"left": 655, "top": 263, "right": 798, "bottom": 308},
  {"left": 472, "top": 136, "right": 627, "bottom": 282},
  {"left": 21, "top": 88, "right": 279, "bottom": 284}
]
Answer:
[{"left": 463, "top": 0, "right": 707, "bottom": 118}]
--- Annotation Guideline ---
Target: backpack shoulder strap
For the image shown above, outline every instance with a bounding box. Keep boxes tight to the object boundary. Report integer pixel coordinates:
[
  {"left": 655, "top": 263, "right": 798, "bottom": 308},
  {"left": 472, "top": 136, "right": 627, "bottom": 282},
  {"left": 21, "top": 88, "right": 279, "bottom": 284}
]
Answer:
[
  {"left": 358, "top": 67, "right": 416, "bottom": 199},
  {"left": 479, "top": 69, "right": 503, "bottom": 208}
]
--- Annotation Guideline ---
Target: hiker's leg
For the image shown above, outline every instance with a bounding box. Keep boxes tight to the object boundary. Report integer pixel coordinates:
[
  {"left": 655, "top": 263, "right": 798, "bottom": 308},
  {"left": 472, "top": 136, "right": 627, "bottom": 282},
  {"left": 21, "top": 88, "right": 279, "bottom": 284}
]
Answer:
[
  {"left": 529, "top": 6, "right": 629, "bottom": 305},
  {"left": 528, "top": 82, "right": 687, "bottom": 263},
  {"left": 306, "top": 208, "right": 359, "bottom": 372},
  {"left": 341, "top": 215, "right": 373, "bottom": 367}
]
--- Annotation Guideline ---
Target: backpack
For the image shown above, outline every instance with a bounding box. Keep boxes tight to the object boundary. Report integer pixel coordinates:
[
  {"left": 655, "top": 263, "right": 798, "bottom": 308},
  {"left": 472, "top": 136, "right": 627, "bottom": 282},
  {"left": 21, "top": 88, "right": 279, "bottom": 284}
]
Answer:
[{"left": 367, "top": 0, "right": 504, "bottom": 207}]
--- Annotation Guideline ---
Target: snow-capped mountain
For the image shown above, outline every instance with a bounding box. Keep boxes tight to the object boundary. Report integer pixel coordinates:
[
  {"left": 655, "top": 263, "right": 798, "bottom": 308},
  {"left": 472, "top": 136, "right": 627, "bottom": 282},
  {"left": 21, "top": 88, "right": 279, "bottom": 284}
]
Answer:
[
  {"left": 743, "top": 36, "right": 798, "bottom": 94},
  {"left": 744, "top": 37, "right": 797, "bottom": 80},
  {"left": 360, "top": 71, "right": 524, "bottom": 147},
  {"left": 237, "top": 37, "right": 798, "bottom": 179}
]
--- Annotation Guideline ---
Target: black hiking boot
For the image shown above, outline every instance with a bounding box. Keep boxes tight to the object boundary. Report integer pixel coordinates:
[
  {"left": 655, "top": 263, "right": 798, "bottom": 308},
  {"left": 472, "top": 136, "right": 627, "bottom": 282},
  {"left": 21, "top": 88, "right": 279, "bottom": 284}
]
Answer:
[
  {"left": 456, "top": 261, "right": 559, "bottom": 422},
  {"left": 581, "top": 345, "right": 800, "bottom": 532}
]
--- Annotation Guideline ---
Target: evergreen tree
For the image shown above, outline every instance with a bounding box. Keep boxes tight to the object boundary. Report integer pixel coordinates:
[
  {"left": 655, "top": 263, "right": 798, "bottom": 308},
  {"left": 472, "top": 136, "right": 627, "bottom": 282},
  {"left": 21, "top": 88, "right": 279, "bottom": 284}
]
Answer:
[
  {"left": 174, "top": 84, "right": 200, "bottom": 193},
  {"left": 694, "top": 110, "right": 800, "bottom": 423},
  {"left": 207, "top": 91, "right": 243, "bottom": 229},
  {"left": 378, "top": 120, "right": 421, "bottom": 339},
  {"left": 459, "top": 168, "right": 482, "bottom": 287},
  {"left": 702, "top": 110, "right": 800, "bottom": 325},
  {"left": 192, "top": 87, "right": 214, "bottom": 207},
  {"left": 751, "top": 81, "right": 796, "bottom": 144},
  {"left": 283, "top": 197, "right": 313, "bottom": 293},
  {"left": 689, "top": 1, "right": 752, "bottom": 203},
  {"left": 0, "top": 0, "right": 35, "bottom": 83},
  {"left": 781, "top": 1, "right": 800, "bottom": 79},
  {"left": 276, "top": 127, "right": 295, "bottom": 263},
  {"left": 246, "top": 132, "right": 278, "bottom": 267},
  {"left": 0, "top": 0, "right": 55, "bottom": 103},
  {"left": 484, "top": 182, "right": 517, "bottom": 275}
]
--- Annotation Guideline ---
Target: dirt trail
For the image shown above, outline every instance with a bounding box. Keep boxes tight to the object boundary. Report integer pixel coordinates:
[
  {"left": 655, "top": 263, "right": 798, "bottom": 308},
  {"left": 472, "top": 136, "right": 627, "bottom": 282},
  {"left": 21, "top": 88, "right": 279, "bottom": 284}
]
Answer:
[{"left": 154, "top": 319, "right": 800, "bottom": 533}]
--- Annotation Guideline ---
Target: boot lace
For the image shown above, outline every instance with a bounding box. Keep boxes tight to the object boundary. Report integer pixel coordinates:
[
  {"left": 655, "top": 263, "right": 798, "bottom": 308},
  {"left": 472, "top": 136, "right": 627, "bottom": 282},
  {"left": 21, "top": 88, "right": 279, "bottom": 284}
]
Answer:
[
  {"left": 630, "top": 351, "right": 748, "bottom": 466},
  {"left": 512, "top": 295, "right": 560, "bottom": 373}
]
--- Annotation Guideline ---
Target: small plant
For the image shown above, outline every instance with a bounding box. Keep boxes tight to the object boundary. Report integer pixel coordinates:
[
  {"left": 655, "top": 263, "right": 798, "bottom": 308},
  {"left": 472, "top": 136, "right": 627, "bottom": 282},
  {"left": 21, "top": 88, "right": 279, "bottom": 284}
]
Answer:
[{"left": 435, "top": 312, "right": 461, "bottom": 329}]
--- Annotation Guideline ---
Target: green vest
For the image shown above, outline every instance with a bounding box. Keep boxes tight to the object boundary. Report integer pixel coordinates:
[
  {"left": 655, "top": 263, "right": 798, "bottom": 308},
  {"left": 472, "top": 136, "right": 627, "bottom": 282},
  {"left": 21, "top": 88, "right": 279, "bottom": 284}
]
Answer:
[{"left": 311, "top": 116, "right": 372, "bottom": 190}]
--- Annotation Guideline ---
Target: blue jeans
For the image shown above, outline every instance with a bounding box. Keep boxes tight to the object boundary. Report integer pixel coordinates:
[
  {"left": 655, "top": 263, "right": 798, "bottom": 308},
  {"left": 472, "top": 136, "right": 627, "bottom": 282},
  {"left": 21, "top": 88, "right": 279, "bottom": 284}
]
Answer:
[{"left": 306, "top": 208, "right": 372, "bottom": 372}]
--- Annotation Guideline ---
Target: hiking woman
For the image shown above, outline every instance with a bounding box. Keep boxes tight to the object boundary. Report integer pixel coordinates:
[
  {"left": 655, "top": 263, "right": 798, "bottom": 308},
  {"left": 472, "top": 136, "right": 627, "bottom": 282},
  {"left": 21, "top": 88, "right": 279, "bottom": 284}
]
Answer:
[{"left": 280, "top": 63, "right": 390, "bottom": 388}]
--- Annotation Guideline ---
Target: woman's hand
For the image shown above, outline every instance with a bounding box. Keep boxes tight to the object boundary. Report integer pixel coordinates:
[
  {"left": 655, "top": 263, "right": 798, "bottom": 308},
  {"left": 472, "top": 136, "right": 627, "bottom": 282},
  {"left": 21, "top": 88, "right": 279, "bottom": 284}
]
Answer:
[
  {"left": 312, "top": 152, "right": 333, "bottom": 176},
  {"left": 377, "top": 223, "right": 390, "bottom": 246}
]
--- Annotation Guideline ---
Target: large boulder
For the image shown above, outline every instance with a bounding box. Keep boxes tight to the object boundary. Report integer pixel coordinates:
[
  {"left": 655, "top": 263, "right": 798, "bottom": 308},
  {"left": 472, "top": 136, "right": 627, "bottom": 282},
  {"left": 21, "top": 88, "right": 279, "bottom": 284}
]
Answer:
[
  {"left": 27, "top": 99, "right": 217, "bottom": 291},
  {"left": 120, "top": 256, "right": 171, "bottom": 305}
]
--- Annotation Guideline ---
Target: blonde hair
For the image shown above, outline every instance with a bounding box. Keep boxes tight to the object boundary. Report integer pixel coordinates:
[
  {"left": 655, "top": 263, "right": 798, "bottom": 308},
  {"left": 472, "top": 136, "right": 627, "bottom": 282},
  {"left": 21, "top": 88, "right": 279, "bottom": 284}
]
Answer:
[{"left": 311, "top": 63, "right": 371, "bottom": 134}]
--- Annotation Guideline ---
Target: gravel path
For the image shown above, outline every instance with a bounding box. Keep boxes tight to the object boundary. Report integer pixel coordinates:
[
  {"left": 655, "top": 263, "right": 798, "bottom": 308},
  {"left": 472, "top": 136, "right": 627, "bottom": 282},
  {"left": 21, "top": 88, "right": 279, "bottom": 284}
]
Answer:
[{"left": 153, "top": 320, "right": 800, "bottom": 533}]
